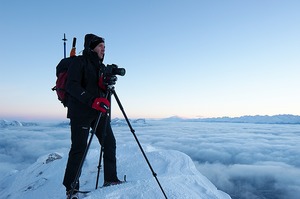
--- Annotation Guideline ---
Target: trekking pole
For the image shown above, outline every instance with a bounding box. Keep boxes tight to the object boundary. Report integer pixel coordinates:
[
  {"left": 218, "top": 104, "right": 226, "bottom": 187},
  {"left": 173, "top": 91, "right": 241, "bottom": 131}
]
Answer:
[
  {"left": 62, "top": 33, "right": 67, "bottom": 58},
  {"left": 111, "top": 87, "right": 168, "bottom": 199},
  {"left": 68, "top": 92, "right": 110, "bottom": 199}
]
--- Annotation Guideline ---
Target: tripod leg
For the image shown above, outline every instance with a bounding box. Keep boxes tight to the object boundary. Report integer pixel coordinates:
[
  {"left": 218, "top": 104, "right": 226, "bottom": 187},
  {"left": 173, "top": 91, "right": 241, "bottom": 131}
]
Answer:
[
  {"left": 95, "top": 90, "right": 112, "bottom": 189},
  {"left": 111, "top": 88, "right": 168, "bottom": 199},
  {"left": 95, "top": 113, "right": 110, "bottom": 189},
  {"left": 95, "top": 146, "right": 103, "bottom": 189}
]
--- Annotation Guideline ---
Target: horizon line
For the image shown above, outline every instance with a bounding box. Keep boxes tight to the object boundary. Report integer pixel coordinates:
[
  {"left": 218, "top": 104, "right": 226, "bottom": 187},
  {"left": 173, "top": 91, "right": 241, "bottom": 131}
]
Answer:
[{"left": 1, "top": 113, "right": 300, "bottom": 122}]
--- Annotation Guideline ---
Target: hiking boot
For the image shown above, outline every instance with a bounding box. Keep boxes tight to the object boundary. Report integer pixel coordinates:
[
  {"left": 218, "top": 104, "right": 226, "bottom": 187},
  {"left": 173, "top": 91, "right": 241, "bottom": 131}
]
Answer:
[
  {"left": 103, "top": 179, "right": 124, "bottom": 187},
  {"left": 66, "top": 191, "right": 79, "bottom": 199}
]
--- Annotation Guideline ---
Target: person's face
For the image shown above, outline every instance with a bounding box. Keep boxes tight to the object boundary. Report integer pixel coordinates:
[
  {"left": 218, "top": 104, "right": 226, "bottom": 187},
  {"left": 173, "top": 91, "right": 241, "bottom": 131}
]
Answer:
[{"left": 93, "top": 42, "right": 105, "bottom": 59}]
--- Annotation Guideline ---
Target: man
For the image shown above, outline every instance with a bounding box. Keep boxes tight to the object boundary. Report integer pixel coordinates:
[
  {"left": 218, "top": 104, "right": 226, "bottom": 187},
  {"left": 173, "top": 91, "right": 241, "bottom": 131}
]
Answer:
[{"left": 63, "top": 33, "right": 121, "bottom": 199}]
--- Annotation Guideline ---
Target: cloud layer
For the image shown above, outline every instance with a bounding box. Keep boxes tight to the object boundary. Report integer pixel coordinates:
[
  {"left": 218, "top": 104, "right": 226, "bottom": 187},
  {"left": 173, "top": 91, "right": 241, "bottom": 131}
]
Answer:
[{"left": 1, "top": 119, "right": 300, "bottom": 199}]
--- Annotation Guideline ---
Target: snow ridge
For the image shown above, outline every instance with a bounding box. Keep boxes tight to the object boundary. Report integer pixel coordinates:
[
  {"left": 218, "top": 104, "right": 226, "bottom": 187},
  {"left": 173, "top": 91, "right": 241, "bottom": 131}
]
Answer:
[{"left": 0, "top": 145, "right": 231, "bottom": 199}]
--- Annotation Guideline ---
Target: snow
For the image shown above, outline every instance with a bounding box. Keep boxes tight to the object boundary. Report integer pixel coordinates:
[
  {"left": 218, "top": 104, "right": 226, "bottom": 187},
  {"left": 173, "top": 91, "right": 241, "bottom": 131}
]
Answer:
[
  {"left": 0, "top": 146, "right": 230, "bottom": 199},
  {"left": 0, "top": 119, "right": 231, "bottom": 199}
]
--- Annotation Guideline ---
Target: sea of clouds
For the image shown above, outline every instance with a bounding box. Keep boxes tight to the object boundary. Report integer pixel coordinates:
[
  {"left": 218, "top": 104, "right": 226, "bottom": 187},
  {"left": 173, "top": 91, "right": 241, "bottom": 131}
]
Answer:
[{"left": 1, "top": 116, "right": 300, "bottom": 199}]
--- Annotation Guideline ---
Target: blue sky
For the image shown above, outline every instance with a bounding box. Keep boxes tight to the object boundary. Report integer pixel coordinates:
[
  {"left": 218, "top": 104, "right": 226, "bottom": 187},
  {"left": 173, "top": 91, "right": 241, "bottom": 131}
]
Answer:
[{"left": 0, "top": 0, "right": 299, "bottom": 120}]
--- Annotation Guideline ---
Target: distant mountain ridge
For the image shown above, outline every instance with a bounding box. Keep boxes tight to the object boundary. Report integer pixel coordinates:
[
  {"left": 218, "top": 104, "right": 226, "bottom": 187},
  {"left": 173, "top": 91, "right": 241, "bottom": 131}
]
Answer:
[
  {"left": 0, "top": 118, "right": 148, "bottom": 128},
  {"left": 198, "top": 114, "right": 300, "bottom": 124},
  {"left": 0, "top": 120, "right": 38, "bottom": 128},
  {"left": 1, "top": 114, "right": 300, "bottom": 128},
  {"left": 161, "top": 114, "right": 300, "bottom": 124}
]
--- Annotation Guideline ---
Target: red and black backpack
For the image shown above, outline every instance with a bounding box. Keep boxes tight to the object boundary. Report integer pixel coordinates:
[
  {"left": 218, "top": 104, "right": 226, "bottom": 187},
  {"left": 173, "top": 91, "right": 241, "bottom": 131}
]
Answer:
[{"left": 52, "top": 37, "right": 77, "bottom": 107}]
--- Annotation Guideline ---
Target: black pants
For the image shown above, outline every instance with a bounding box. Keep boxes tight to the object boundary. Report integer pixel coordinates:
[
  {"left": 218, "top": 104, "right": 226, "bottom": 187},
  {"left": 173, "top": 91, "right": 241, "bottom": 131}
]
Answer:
[{"left": 63, "top": 115, "right": 118, "bottom": 191}]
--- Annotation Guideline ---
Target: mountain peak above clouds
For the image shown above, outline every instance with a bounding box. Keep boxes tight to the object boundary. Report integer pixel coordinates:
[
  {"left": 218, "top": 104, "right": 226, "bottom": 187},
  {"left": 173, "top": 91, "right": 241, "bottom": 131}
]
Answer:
[
  {"left": 160, "top": 114, "right": 300, "bottom": 124},
  {"left": 0, "top": 145, "right": 231, "bottom": 199},
  {"left": 0, "top": 119, "right": 23, "bottom": 127},
  {"left": 0, "top": 119, "right": 38, "bottom": 127},
  {"left": 198, "top": 114, "right": 300, "bottom": 124}
]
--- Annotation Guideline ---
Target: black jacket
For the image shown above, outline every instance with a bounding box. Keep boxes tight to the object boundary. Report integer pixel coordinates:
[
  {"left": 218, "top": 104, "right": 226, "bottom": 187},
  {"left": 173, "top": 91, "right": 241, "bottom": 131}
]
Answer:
[{"left": 66, "top": 51, "right": 106, "bottom": 118}]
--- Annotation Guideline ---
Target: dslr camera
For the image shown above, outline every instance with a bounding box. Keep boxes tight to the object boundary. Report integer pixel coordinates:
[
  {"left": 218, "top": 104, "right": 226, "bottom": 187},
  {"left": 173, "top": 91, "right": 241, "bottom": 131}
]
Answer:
[{"left": 105, "top": 64, "right": 126, "bottom": 77}]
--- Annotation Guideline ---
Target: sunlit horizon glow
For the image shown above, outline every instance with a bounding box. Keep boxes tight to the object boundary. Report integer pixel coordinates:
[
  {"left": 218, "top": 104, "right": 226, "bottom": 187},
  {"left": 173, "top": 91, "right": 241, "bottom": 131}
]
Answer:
[
  {"left": 1, "top": 111, "right": 299, "bottom": 122},
  {"left": 0, "top": 1, "right": 299, "bottom": 121}
]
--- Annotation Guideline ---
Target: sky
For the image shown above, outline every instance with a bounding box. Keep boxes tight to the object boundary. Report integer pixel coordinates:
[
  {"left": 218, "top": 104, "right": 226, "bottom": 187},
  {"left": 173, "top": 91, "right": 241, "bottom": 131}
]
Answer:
[
  {"left": 0, "top": 0, "right": 300, "bottom": 120},
  {"left": 1, "top": 118, "right": 299, "bottom": 199}
]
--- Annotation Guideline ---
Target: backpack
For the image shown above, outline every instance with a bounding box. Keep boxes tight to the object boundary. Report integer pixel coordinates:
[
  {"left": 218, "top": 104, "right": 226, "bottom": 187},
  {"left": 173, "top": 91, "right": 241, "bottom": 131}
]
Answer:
[
  {"left": 52, "top": 37, "right": 77, "bottom": 107},
  {"left": 52, "top": 57, "right": 75, "bottom": 107}
]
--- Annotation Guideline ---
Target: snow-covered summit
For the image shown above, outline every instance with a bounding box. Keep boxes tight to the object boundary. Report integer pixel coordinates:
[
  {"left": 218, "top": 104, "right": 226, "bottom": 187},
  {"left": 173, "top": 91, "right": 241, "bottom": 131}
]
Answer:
[
  {"left": 0, "top": 119, "right": 23, "bottom": 127},
  {"left": 0, "top": 119, "right": 38, "bottom": 128},
  {"left": 198, "top": 114, "right": 300, "bottom": 124},
  {"left": 159, "top": 114, "right": 300, "bottom": 124},
  {"left": 111, "top": 118, "right": 148, "bottom": 127},
  {"left": 0, "top": 145, "right": 231, "bottom": 199}
]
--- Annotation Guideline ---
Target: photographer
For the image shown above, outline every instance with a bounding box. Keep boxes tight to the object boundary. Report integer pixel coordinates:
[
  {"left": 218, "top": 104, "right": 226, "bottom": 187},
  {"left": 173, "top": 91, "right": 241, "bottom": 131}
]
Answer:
[{"left": 63, "top": 33, "right": 122, "bottom": 199}]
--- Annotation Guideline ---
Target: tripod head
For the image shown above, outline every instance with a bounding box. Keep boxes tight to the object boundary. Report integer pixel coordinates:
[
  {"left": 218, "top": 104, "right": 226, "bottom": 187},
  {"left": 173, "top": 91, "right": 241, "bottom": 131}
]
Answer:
[
  {"left": 104, "top": 75, "right": 118, "bottom": 87},
  {"left": 107, "top": 84, "right": 115, "bottom": 91}
]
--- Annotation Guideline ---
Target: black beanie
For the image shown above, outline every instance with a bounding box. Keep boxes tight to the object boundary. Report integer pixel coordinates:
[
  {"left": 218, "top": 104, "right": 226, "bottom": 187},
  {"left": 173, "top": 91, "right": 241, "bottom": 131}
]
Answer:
[
  {"left": 84, "top": 34, "right": 105, "bottom": 50},
  {"left": 89, "top": 36, "right": 105, "bottom": 50}
]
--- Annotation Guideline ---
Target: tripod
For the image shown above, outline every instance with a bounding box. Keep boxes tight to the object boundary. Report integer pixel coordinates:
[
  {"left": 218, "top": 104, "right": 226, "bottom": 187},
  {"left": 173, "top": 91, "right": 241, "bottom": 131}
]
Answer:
[{"left": 68, "top": 86, "right": 168, "bottom": 199}]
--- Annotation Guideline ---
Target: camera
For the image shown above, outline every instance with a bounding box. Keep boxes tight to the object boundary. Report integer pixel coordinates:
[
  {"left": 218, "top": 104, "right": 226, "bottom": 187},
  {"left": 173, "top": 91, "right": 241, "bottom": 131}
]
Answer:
[{"left": 105, "top": 64, "right": 126, "bottom": 77}]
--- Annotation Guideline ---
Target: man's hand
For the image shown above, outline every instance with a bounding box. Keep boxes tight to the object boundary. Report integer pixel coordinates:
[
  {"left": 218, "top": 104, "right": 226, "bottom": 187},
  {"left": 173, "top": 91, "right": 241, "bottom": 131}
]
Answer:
[{"left": 92, "top": 98, "right": 110, "bottom": 113}]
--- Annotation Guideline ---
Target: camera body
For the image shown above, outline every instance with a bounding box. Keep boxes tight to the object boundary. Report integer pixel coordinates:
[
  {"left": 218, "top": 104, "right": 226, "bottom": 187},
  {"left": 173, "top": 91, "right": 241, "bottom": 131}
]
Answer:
[{"left": 105, "top": 64, "right": 126, "bottom": 77}]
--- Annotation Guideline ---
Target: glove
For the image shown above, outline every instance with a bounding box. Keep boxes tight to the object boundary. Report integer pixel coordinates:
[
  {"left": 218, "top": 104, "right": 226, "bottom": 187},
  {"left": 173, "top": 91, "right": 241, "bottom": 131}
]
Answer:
[{"left": 92, "top": 98, "right": 110, "bottom": 113}]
